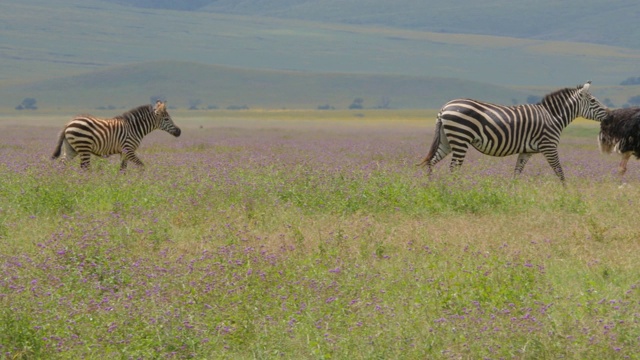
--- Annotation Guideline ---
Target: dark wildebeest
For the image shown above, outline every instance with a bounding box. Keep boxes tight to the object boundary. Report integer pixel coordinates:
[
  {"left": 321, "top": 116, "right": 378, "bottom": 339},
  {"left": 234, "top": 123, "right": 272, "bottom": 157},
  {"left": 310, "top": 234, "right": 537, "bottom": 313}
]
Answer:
[{"left": 598, "top": 107, "right": 640, "bottom": 176}]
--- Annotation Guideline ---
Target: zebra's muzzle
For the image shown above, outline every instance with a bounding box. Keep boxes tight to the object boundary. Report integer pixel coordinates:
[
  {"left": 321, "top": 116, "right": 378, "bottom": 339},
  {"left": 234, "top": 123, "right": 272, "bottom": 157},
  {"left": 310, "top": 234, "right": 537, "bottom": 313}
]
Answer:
[{"left": 171, "top": 128, "right": 181, "bottom": 137}]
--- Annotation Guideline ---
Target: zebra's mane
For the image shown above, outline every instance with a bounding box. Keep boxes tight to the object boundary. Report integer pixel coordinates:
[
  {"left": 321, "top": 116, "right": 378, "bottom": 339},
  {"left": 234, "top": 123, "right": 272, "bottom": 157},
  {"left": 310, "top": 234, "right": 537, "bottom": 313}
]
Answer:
[
  {"left": 113, "top": 104, "right": 154, "bottom": 122},
  {"left": 538, "top": 87, "right": 579, "bottom": 106}
]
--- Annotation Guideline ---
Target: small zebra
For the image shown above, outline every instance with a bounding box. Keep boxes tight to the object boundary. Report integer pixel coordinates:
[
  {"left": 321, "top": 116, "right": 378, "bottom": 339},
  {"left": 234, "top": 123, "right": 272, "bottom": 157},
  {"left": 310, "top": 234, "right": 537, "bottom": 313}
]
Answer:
[
  {"left": 52, "top": 100, "right": 181, "bottom": 170},
  {"left": 597, "top": 107, "right": 640, "bottom": 176},
  {"left": 418, "top": 81, "right": 609, "bottom": 183}
]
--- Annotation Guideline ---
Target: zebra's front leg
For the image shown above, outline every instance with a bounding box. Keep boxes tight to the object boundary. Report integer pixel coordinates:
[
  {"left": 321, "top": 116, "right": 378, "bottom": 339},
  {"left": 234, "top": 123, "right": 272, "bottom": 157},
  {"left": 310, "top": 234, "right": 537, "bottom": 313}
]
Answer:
[
  {"left": 120, "top": 151, "right": 145, "bottom": 171},
  {"left": 541, "top": 148, "right": 565, "bottom": 183},
  {"left": 514, "top": 153, "right": 533, "bottom": 178}
]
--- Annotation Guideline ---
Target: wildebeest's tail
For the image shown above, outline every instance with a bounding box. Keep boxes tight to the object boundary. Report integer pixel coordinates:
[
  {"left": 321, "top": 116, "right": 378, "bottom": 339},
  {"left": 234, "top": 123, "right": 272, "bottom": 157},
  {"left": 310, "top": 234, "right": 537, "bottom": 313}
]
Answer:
[
  {"left": 597, "top": 131, "right": 616, "bottom": 154},
  {"left": 51, "top": 130, "right": 65, "bottom": 159},
  {"left": 417, "top": 116, "right": 443, "bottom": 167}
]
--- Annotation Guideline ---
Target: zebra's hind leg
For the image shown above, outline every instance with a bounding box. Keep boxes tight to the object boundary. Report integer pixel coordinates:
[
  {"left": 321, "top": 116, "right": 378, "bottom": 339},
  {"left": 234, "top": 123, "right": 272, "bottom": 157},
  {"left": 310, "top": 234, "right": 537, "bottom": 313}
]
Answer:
[
  {"left": 60, "top": 146, "right": 78, "bottom": 166},
  {"left": 58, "top": 140, "right": 78, "bottom": 166},
  {"left": 62, "top": 138, "right": 77, "bottom": 159},
  {"left": 514, "top": 153, "right": 533, "bottom": 178},
  {"left": 448, "top": 141, "right": 469, "bottom": 172},
  {"left": 541, "top": 148, "right": 565, "bottom": 184},
  {"left": 424, "top": 147, "right": 452, "bottom": 175},
  {"left": 79, "top": 152, "right": 91, "bottom": 170},
  {"left": 418, "top": 119, "right": 452, "bottom": 175}
]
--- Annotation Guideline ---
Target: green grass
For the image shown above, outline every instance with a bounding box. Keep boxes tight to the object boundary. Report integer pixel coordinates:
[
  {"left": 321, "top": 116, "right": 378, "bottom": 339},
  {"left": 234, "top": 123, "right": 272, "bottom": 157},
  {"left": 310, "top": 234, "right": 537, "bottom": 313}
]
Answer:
[{"left": 1, "top": 113, "right": 640, "bottom": 358}]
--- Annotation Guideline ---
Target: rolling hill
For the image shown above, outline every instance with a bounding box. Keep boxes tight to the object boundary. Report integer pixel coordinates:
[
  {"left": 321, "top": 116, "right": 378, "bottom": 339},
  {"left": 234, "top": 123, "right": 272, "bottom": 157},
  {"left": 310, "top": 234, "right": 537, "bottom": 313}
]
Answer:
[
  {"left": 106, "top": 0, "right": 640, "bottom": 49},
  {"left": 1, "top": 0, "right": 640, "bottom": 110},
  {"left": 0, "top": 61, "right": 540, "bottom": 111}
]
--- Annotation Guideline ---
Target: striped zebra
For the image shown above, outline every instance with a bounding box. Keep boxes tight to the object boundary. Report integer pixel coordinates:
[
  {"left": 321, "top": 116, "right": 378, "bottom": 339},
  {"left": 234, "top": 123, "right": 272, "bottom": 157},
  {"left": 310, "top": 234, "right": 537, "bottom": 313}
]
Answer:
[
  {"left": 418, "top": 81, "right": 609, "bottom": 182},
  {"left": 52, "top": 100, "right": 181, "bottom": 170}
]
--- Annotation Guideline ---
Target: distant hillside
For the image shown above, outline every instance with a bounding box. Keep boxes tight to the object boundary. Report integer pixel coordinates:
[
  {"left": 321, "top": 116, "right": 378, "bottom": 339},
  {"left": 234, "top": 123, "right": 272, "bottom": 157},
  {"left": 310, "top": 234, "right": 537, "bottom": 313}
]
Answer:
[
  {"left": 105, "top": 0, "right": 640, "bottom": 49},
  {"left": 106, "top": 0, "right": 213, "bottom": 10},
  {"left": 4, "top": 0, "right": 640, "bottom": 89},
  {"left": 0, "top": 61, "right": 539, "bottom": 110}
]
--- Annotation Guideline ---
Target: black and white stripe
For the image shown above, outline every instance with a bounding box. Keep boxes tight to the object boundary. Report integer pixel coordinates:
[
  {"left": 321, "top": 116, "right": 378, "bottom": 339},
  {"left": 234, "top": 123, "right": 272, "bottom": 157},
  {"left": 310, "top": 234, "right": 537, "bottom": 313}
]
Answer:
[
  {"left": 52, "top": 101, "right": 181, "bottom": 170},
  {"left": 419, "top": 82, "right": 609, "bottom": 182}
]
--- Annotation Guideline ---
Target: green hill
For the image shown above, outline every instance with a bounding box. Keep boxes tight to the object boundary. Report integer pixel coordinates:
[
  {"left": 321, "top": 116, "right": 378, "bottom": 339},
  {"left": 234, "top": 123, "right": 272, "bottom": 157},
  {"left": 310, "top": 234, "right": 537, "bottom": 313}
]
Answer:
[
  {"left": 0, "top": 61, "right": 539, "bottom": 110},
  {"left": 2, "top": 0, "right": 640, "bottom": 110},
  {"left": 3, "top": 0, "right": 640, "bottom": 88},
  {"left": 107, "top": 0, "right": 640, "bottom": 49}
]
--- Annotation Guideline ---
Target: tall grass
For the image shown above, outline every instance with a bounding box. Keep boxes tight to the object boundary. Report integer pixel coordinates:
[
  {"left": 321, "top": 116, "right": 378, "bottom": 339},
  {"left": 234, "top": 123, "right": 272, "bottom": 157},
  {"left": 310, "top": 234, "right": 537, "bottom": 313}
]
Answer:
[{"left": 1, "top": 114, "right": 639, "bottom": 359}]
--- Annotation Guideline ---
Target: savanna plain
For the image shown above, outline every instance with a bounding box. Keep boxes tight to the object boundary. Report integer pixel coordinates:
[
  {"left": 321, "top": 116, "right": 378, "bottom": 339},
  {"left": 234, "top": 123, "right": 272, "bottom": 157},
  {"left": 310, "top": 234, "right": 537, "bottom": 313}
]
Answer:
[{"left": 1, "top": 109, "right": 639, "bottom": 359}]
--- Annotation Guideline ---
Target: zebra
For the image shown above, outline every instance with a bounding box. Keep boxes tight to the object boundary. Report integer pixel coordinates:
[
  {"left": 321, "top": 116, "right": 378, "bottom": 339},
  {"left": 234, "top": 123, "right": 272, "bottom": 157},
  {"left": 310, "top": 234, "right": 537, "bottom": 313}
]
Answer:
[
  {"left": 418, "top": 81, "right": 609, "bottom": 183},
  {"left": 52, "top": 100, "right": 181, "bottom": 170}
]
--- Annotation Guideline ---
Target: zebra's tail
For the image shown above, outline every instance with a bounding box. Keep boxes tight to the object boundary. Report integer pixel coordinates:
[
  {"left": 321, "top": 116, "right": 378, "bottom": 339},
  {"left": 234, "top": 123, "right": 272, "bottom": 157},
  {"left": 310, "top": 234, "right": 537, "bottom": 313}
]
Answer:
[
  {"left": 51, "top": 130, "right": 66, "bottom": 160},
  {"left": 417, "top": 115, "right": 443, "bottom": 167}
]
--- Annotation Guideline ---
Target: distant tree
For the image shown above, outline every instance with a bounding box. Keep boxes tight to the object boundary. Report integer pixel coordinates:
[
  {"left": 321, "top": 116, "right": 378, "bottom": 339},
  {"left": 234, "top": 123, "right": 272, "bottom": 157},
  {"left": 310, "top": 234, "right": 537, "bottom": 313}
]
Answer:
[
  {"left": 375, "top": 96, "right": 391, "bottom": 109},
  {"left": 150, "top": 95, "right": 167, "bottom": 104},
  {"left": 627, "top": 95, "right": 640, "bottom": 106},
  {"left": 15, "top": 98, "right": 37, "bottom": 110},
  {"left": 207, "top": 104, "right": 219, "bottom": 110},
  {"left": 226, "top": 105, "right": 249, "bottom": 110},
  {"left": 117, "top": 0, "right": 214, "bottom": 11},
  {"left": 526, "top": 95, "right": 541, "bottom": 104},
  {"left": 620, "top": 77, "right": 640, "bottom": 86},
  {"left": 317, "top": 104, "right": 334, "bottom": 110},
  {"left": 96, "top": 105, "right": 117, "bottom": 110},
  {"left": 603, "top": 98, "right": 615, "bottom": 108},
  {"left": 349, "top": 98, "right": 364, "bottom": 110},
  {"left": 188, "top": 99, "right": 202, "bottom": 110}
]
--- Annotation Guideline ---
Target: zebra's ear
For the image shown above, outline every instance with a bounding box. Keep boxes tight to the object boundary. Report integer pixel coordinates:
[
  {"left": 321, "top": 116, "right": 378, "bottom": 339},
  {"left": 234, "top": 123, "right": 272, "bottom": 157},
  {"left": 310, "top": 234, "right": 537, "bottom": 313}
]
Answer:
[
  {"left": 154, "top": 100, "right": 166, "bottom": 114},
  {"left": 579, "top": 81, "right": 592, "bottom": 94}
]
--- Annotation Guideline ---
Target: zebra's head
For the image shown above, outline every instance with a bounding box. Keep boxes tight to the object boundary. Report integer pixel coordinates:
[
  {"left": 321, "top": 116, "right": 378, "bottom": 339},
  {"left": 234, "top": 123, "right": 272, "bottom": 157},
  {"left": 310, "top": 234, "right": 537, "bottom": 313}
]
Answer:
[
  {"left": 154, "top": 101, "right": 181, "bottom": 137},
  {"left": 575, "top": 81, "right": 609, "bottom": 122}
]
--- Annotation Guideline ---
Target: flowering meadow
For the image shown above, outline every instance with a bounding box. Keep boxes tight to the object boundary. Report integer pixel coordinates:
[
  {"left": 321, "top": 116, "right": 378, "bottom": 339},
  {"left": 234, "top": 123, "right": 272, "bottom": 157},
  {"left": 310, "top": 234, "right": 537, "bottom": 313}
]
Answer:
[{"left": 1, "top": 110, "right": 640, "bottom": 359}]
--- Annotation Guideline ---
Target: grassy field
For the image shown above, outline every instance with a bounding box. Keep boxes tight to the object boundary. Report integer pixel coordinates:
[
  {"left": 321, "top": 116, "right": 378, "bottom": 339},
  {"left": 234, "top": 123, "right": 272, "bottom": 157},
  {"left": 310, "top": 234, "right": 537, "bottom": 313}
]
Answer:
[{"left": 1, "top": 110, "right": 640, "bottom": 359}]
